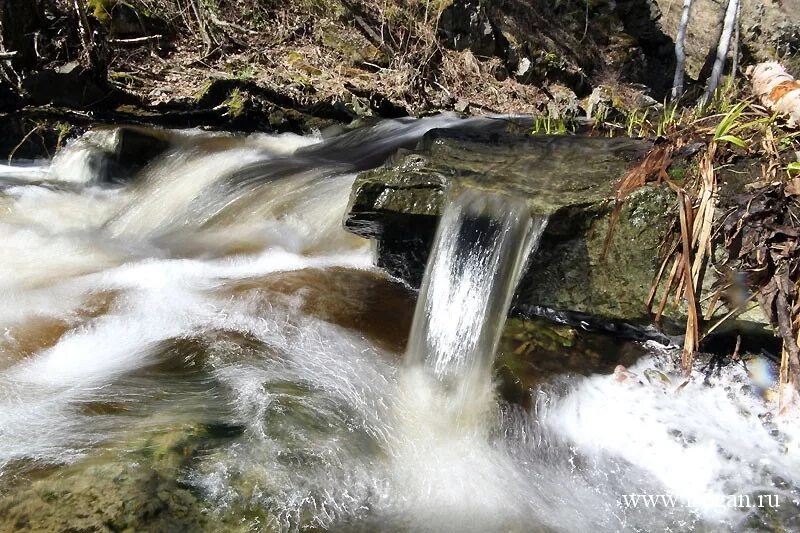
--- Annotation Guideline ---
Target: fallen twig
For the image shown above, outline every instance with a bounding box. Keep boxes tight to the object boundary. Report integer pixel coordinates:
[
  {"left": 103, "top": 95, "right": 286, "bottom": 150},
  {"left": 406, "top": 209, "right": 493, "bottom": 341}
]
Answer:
[
  {"left": 353, "top": 13, "right": 396, "bottom": 57},
  {"left": 108, "top": 35, "right": 164, "bottom": 45},
  {"left": 8, "top": 124, "right": 44, "bottom": 162},
  {"left": 701, "top": 291, "right": 758, "bottom": 338}
]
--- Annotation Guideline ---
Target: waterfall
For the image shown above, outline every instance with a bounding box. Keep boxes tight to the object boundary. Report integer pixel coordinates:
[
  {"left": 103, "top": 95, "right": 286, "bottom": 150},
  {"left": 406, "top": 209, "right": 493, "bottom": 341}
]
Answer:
[
  {"left": 2, "top": 120, "right": 797, "bottom": 533},
  {"left": 382, "top": 187, "right": 547, "bottom": 530},
  {"left": 404, "top": 186, "right": 547, "bottom": 414}
]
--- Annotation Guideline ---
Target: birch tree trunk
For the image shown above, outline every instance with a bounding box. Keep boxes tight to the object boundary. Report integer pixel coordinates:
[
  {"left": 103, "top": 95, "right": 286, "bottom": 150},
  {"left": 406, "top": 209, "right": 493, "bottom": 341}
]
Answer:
[
  {"left": 671, "top": 0, "right": 693, "bottom": 100},
  {"left": 701, "top": 0, "right": 739, "bottom": 108},
  {"left": 749, "top": 62, "right": 800, "bottom": 126},
  {"left": 730, "top": 0, "right": 741, "bottom": 82}
]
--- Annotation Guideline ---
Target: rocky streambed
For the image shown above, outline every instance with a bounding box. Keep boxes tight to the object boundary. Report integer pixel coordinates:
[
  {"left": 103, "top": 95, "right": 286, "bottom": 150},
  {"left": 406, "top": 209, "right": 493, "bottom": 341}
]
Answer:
[{"left": 0, "top": 118, "right": 796, "bottom": 532}]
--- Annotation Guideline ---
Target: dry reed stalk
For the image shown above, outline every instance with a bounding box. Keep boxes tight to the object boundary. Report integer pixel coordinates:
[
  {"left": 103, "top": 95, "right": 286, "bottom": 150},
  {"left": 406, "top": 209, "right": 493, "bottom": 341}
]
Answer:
[
  {"left": 674, "top": 262, "right": 687, "bottom": 306},
  {"left": 779, "top": 280, "right": 800, "bottom": 412},
  {"left": 702, "top": 286, "right": 722, "bottom": 320},
  {"left": 702, "top": 291, "right": 758, "bottom": 338},
  {"left": 780, "top": 343, "right": 790, "bottom": 409},
  {"left": 679, "top": 190, "right": 700, "bottom": 373},
  {"left": 671, "top": 192, "right": 694, "bottom": 307},
  {"left": 655, "top": 253, "right": 682, "bottom": 323},
  {"left": 689, "top": 145, "right": 718, "bottom": 291},
  {"left": 647, "top": 239, "right": 680, "bottom": 311},
  {"left": 649, "top": 142, "right": 717, "bottom": 374},
  {"left": 732, "top": 334, "right": 741, "bottom": 360}
]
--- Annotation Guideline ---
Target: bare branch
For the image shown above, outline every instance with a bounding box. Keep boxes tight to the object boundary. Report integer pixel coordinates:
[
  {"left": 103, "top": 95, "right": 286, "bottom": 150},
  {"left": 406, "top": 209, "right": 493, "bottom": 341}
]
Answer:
[{"left": 108, "top": 35, "right": 163, "bottom": 45}]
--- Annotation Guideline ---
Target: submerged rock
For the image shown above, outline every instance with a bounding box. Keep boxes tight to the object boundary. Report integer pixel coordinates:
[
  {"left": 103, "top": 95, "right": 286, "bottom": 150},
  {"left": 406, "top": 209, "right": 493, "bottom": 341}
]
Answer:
[
  {"left": 0, "top": 421, "right": 282, "bottom": 532},
  {"left": 0, "top": 424, "right": 235, "bottom": 532},
  {"left": 51, "top": 125, "right": 173, "bottom": 184},
  {"left": 496, "top": 317, "right": 649, "bottom": 405}
]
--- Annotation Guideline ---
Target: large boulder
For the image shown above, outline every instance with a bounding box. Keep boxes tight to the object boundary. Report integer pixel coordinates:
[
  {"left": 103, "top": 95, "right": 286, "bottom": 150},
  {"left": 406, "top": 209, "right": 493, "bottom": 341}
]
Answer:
[
  {"left": 437, "top": 0, "right": 499, "bottom": 57},
  {"left": 21, "top": 62, "right": 117, "bottom": 109},
  {"left": 346, "top": 124, "right": 651, "bottom": 223},
  {"left": 343, "top": 124, "right": 769, "bottom": 334}
]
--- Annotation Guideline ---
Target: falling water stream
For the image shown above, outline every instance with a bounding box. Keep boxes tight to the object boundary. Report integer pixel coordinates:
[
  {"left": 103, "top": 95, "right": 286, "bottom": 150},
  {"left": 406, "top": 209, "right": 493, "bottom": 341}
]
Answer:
[
  {"left": 403, "top": 187, "right": 546, "bottom": 432},
  {"left": 0, "top": 116, "right": 799, "bottom": 532}
]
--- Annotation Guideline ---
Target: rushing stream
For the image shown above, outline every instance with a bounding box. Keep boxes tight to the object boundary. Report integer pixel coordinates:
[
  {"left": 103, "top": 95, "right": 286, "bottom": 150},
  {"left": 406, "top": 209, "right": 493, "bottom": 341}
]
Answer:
[{"left": 0, "top": 116, "right": 799, "bottom": 532}]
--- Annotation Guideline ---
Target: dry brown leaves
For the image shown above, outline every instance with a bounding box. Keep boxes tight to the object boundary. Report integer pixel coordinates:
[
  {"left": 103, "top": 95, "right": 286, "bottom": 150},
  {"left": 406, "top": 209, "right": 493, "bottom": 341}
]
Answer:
[
  {"left": 722, "top": 181, "right": 800, "bottom": 401},
  {"left": 613, "top": 140, "right": 720, "bottom": 376},
  {"left": 613, "top": 143, "right": 675, "bottom": 200}
]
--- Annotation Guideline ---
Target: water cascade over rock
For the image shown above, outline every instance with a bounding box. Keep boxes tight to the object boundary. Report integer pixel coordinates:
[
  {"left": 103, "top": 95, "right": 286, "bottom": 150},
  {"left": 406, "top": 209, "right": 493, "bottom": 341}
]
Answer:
[
  {"left": 405, "top": 187, "right": 546, "bottom": 412},
  {"left": 345, "top": 126, "right": 771, "bottom": 334},
  {"left": 0, "top": 117, "right": 797, "bottom": 532}
]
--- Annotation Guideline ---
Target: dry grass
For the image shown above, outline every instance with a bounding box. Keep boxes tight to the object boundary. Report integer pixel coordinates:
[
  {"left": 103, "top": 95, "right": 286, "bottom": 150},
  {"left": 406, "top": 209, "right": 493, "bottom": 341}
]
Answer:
[{"left": 606, "top": 90, "right": 800, "bottom": 388}]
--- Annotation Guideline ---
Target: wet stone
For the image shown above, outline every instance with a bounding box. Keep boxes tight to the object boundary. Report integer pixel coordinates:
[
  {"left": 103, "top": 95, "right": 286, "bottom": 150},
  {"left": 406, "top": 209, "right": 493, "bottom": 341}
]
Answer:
[
  {"left": 495, "top": 317, "right": 648, "bottom": 406},
  {"left": 344, "top": 125, "right": 770, "bottom": 331}
]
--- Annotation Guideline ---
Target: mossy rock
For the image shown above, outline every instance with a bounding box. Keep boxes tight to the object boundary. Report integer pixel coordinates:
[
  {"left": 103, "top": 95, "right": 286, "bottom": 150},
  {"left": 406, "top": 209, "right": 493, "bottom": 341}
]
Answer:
[
  {"left": 343, "top": 122, "right": 769, "bottom": 329},
  {"left": 317, "top": 23, "right": 386, "bottom": 66},
  {"left": 344, "top": 124, "right": 659, "bottom": 324},
  {"left": 518, "top": 184, "right": 675, "bottom": 323},
  {"left": 0, "top": 421, "right": 276, "bottom": 532},
  {"left": 496, "top": 317, "right": 647, "bottom": 404},
  {"left": 346, "top": 128, "right": 650, "bottom": 222},
  {"left": 193, "top": 78, "right": 339, "bottom": 132},
  {"left": 87, "top": 0, "right": 168, "bottom": 37}
]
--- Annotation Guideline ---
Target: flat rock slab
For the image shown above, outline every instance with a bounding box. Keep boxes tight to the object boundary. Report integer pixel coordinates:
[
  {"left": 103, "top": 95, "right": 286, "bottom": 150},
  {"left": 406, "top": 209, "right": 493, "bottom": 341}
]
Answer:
[{"left": 346, "top": 129, "right": 651, "bottom": 238}]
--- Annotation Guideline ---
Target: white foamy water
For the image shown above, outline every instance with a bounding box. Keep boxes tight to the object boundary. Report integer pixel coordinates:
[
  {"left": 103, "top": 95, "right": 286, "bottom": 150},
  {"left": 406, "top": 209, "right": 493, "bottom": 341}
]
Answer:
[{"left": 0, "top": 118, "right": 797, "bottom": 532}]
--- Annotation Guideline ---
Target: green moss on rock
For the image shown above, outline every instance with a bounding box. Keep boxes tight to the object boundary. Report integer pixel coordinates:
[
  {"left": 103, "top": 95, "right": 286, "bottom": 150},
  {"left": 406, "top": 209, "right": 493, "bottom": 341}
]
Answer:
[
  {"left": 343, "top": 125, "right": 734, "bottom": 326},
  {"left": 0, "top": 423, "right": 278, "bottom": 533},
  {"left": 495, "top": 317, "right": 647, "bottom": 404}
]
